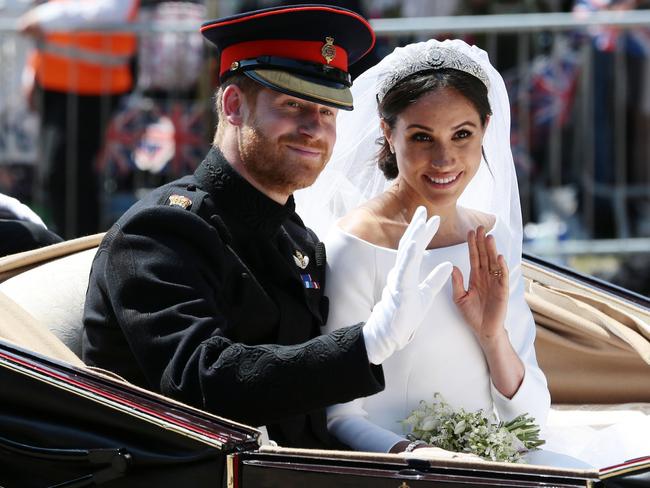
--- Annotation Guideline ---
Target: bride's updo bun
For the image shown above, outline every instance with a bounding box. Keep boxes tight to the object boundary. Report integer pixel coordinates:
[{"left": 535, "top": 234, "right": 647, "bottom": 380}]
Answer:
[{"left": 377, "top": 68, "right": 492, "bottom": 180}]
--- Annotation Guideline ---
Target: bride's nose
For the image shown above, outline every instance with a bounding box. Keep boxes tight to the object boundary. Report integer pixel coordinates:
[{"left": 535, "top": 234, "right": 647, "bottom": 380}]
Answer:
[{"left": 430, "top": 145, "right": 454, "bottom": 167}]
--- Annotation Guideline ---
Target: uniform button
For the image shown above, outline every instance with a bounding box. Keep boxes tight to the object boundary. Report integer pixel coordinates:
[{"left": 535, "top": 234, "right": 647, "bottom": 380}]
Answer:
[
  {"left": 187, "top": 184, "right": 196, "bottom": 191},
  {"left": 241, "top": 272, "right": 249, "bottom": 279}
]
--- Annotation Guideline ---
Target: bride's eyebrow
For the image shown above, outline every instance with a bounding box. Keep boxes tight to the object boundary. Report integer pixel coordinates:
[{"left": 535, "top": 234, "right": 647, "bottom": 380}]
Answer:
[
  {"left": 452, "top": 121, "right": 478, "bottom": 129},
  {"left": 405, "top": 121, "right": 477, "bottom": 132}
]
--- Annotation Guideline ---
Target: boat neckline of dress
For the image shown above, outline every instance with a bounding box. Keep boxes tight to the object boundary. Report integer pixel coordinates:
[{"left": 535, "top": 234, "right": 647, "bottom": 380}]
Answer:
[{"left": 330, "top": 213, "right": 499, "bottom": 254}]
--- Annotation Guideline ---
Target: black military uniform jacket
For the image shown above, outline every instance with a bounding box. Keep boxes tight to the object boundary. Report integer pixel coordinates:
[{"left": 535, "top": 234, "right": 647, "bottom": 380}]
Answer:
[{"left": 82, "top": 147, "right": 384, "bottom": 448}]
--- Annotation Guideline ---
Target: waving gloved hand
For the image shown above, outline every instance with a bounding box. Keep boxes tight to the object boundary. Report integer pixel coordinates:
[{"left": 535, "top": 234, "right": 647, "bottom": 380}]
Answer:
[{"left": 363, "top": 206, "right": 453, "bottom": 365}]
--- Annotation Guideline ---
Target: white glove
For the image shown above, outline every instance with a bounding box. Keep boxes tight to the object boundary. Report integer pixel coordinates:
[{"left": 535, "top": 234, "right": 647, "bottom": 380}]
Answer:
[{"left": 363, "top": 206, "right": 452, "bottom": 365}]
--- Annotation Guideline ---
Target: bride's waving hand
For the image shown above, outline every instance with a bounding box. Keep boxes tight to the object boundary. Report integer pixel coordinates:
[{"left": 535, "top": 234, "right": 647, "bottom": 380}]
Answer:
[
  {"left": 452, "top": 226, "right": 509, "bottom": 341},
  {"left": 452, "top": 226, "right": 525, "bottom": 399}
]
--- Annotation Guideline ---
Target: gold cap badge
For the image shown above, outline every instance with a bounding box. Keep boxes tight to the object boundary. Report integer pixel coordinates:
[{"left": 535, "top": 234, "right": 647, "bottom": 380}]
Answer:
[
  {"left": 293, "top": 250, "right": 310, "bottom": 269},
  {"left": 168, "top": 194, "right": 192, "bottom": 209},
  {"left": 321, "top": 37, "right": 336, "bottom": 64}
]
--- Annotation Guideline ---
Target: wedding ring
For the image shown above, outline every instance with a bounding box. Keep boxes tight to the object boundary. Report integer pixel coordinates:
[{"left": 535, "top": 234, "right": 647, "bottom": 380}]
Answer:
[{"left": 489, "top": 268, "right": 503, "bottom": 278}]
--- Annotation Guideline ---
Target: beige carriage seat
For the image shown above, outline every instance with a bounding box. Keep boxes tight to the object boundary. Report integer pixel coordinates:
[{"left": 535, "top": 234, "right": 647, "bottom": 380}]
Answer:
[
  {"left": 523, "top": 260, "right": 650, "bottom": 404},
  {"left": 0, "top": 290, "right": 85, "bottom": 366},
  {"left": 0, "top": 234, "right": 103, "bottom": 359}
]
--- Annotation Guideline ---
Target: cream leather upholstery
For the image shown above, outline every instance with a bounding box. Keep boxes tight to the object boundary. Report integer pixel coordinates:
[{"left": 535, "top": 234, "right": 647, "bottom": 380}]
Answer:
[{"left": 0, "top": 247, "right": 98, "bottom": 357}]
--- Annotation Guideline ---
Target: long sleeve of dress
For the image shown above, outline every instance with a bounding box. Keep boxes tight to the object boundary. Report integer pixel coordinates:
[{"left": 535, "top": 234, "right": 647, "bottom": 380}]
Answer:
[
  {"left": 324, "top": 228, "right": 405, "bottom": 452},
  {"left": 489, "top": 251, "right": 551, "bottom": 427}
]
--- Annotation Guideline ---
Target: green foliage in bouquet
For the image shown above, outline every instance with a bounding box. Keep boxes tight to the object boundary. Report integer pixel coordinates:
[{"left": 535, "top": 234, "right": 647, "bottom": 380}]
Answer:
[{"left": 401, "top": 393, "right": 545, "bottom": 463}]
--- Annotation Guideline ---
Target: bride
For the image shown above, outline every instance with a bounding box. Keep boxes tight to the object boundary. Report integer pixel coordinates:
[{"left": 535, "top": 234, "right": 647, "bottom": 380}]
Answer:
[
  {"left": 296, "top": 39, "right": 552, "bottom": 456},
  {"left": 296, "top": 38, "right": 650, "bottom": 469}
]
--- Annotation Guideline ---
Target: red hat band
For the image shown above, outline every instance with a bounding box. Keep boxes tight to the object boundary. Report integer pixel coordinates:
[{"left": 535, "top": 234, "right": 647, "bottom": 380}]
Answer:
[{"left": 220, "top": 39, "right": 349, "bottom": 78}]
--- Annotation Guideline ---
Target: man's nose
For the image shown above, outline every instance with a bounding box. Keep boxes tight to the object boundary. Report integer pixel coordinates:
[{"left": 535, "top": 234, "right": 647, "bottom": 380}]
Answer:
[{"left": 297, "top": 109, "right": 324, "bottom": 137}]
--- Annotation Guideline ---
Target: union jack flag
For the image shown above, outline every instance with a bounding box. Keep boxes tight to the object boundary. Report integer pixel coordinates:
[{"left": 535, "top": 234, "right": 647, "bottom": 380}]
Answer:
[
  {"left": 573, "top": 0, "right": 650, "bottom": 55},
  {"left": 96, "top": 96, "right": 210, "bottom": 178},
  {"left": 505, "top": 39, "right": 581, "bottom": 174}
]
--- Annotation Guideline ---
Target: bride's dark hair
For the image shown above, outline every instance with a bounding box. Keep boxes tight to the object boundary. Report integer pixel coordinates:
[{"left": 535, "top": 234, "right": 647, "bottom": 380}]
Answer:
[{"left": 377, "top": 68, "right": 492, "bottom": 180}]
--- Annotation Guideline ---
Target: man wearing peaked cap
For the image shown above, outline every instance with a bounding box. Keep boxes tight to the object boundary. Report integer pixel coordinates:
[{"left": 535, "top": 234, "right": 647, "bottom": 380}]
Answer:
[
  {"left": 83, "top": 4, "right": 442, "bottom": 453},
  {"left": 200, "top": 3, "right": 375, "bottom": 110}
]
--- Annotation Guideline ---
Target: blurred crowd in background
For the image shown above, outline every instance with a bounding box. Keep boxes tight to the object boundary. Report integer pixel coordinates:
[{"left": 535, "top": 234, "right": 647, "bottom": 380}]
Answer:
[{"left": 0, "top": 0, "right": 648, "bottom": 296}]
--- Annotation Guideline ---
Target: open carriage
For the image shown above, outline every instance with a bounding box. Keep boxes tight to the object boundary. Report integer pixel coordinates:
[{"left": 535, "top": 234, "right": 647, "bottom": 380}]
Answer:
[{"left": 0, "top": 235, "right": 648, "bottom": 487}]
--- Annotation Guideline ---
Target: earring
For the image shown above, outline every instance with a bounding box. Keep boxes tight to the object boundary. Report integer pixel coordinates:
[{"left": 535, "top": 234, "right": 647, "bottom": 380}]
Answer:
[{"left": 389, "top": 145, "right": 395, "bottom": 154}]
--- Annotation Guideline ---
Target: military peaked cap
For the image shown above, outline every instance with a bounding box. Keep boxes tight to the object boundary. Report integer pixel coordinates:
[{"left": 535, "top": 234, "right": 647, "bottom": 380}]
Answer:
[{"left": 200, "top": 4, "right": 375, "bottom": 110}]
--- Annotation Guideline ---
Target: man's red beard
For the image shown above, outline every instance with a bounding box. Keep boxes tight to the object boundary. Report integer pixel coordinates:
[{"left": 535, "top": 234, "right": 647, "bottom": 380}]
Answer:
[{"left": 238, "top": 123, "right": 331, "bottom": 196}]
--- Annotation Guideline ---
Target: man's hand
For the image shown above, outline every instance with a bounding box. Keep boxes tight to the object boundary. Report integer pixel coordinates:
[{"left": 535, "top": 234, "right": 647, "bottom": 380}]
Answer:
[{"left": 363, "top": 206, "right": 452, "bottom": 365}]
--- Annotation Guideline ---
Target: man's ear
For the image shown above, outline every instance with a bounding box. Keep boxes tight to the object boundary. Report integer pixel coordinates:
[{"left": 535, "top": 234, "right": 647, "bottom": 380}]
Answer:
[{"left": 222, "top": 84, "right": 246, "bottom": 126}]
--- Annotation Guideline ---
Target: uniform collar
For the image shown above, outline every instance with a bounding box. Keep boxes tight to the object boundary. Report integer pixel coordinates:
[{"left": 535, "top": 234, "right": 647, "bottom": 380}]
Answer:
[{"left": 194, "top": 146, "right": 296, "bottom": 235}]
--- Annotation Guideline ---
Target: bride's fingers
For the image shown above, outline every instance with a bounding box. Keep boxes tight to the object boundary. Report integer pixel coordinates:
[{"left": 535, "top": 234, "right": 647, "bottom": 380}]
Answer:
[
  {"left": 485, "top": 234, "right": 500, "bottom": 273},
  {"left": 476, "top": 226, "right": 489, "bottom": 270},
  {"left": 451, "top": 266, "right": 466, "bottom": 303},
  {"left": 497, "top": 254, "right": 509, "bottom": 285},
  {"left": 467, "top": 229, "right": 480, "bottom": 271}
]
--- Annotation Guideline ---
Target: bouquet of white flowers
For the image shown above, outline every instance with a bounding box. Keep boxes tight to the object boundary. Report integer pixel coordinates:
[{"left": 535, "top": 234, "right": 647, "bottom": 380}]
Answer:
[{"left": 401, "top": 393, "right": 544, "bottom": 463}]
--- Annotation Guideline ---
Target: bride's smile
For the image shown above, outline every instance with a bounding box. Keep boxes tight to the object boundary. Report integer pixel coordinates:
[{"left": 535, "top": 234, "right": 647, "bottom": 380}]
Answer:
[{"left": 423, "top": 171, "right": 462, "bottom": 187}]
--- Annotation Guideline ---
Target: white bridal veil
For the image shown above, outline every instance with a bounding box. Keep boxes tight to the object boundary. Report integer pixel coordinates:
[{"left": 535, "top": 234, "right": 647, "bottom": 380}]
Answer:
[{"left": 295, "top": 38, "right": 523, "bottom": 259}]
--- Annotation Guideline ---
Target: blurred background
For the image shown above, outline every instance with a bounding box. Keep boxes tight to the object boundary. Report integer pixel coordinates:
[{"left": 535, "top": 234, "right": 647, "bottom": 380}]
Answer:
[{"left": 0, "top": 0, "right": 648, "bottom": 296}]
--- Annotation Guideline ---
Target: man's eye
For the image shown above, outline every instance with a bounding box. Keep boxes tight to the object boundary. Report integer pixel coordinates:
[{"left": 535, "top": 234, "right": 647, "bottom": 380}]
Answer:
[
  {"left": 455, "top": 129, "right": 472, "bottom": 139},
  {"left": 320, "top": 108, "right": 334, "bottom": 116},
  {"left": 287, "top": 100, "right": 300, "bottom": 108}
]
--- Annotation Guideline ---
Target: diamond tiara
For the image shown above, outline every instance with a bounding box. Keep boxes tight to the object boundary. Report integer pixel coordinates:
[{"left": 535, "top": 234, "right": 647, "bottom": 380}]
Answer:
[{"left": 377, "top": 46, "right": 490, "bottom": 102}]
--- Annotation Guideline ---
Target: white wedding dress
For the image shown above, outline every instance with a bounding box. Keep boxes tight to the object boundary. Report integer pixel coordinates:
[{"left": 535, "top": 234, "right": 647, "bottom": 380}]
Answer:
[
  {"left": 322, "top": 216, "right": 650, "bottom": 469},
  {"left": 323, "top": 214, "right": 551, "bottom": 454}
]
